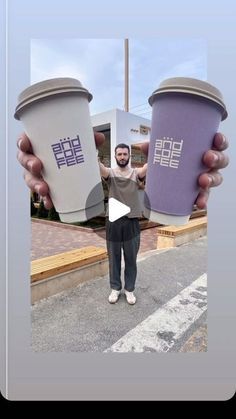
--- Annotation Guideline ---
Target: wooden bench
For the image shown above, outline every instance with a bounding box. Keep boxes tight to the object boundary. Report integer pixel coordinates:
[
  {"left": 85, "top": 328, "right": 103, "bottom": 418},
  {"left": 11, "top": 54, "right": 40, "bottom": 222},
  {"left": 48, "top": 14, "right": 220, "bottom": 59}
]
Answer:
[
  {"left": 31, "top": 246, "right": 108, "bottom": 303},
  {"left": 189, "top": 208, "right": 207, "bottom": 219},
  {"left": 156, "top": 216, "right": 207, "bottom": 249}
]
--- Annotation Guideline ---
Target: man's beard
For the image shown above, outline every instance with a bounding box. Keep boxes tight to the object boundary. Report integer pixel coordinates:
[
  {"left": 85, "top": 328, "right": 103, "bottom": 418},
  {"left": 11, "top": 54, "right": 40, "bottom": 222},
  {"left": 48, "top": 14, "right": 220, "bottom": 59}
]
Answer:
[{"left": 116, "top": 157, "right": 130, "bottom": 167}]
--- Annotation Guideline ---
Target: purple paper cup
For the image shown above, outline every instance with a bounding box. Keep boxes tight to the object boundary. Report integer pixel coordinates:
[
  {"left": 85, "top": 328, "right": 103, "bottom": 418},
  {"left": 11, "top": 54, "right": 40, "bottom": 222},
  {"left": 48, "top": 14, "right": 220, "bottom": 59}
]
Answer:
[{"left": 143, "top": 77, "right": 227, "bottom": 226}]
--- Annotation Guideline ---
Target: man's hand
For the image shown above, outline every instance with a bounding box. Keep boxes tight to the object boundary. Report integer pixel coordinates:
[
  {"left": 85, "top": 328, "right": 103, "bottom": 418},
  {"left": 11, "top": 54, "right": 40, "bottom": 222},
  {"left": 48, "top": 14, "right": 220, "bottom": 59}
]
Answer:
[
  {"left": 140, "top": 132, "right": 229, "bottom": 209},
  {"left": 17, "top": 131, "right": 229, "bottom": 211},
  {"left": 17, "top": 131, "right": 105, "bottom": 209},
  {"left": 196, "top": 132, "right": 229, "bottom": 208}
]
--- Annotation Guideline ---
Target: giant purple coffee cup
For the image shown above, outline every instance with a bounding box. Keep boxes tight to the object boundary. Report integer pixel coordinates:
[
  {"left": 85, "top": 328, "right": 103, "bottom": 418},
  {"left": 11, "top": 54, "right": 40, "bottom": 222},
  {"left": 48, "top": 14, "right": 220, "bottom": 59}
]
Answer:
[{"left": 143, "top": 77, "right": 228, "bottom": 226}]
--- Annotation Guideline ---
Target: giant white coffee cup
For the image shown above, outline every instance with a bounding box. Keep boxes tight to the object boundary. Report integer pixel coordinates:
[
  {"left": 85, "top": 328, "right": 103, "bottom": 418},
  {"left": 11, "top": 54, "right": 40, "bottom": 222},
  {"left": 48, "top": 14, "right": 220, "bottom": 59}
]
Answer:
[{"left": 14, "top": 78, "right": 104, "bottom": 222}]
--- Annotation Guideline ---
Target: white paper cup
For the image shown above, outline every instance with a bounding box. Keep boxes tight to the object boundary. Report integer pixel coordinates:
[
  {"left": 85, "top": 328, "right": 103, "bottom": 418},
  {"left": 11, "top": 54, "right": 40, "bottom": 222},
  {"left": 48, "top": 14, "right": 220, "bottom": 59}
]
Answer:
[{"left": 15, "top": 78, "right": 104, "bottom": 222}]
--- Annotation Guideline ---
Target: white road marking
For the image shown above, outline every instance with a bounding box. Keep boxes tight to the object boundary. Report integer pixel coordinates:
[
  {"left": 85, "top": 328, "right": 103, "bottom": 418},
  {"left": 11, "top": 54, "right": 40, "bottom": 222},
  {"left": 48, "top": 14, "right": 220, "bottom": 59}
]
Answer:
[{"left": 104, "top": 273, "right": 207, "bottom": 352}]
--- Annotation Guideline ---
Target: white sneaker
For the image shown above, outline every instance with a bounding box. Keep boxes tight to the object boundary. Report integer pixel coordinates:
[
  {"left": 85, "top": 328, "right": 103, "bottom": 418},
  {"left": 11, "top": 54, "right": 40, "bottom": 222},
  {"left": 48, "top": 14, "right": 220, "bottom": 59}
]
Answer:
[
  {"left": 124, "top": 290, "right": 136, "bottom": 305},
  {"left": 108, "top": 289, "right": 121, "bottom": 304}
]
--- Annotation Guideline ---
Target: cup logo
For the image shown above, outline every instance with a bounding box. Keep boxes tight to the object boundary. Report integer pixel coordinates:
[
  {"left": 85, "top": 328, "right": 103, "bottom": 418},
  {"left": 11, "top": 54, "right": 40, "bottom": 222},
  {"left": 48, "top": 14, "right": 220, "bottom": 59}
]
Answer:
[
  {"left": 51, "top": 135, "right": 84, "bottom": 169},
  {"left": 153, "top": 137, "right": 183, "bottom": 169}
]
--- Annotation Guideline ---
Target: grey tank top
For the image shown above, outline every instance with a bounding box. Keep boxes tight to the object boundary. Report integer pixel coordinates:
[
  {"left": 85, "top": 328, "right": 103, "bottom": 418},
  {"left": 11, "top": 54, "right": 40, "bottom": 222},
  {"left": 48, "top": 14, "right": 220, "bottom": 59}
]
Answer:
[{"left": 104, "top": 167, "right": 142, "bottom": 218}]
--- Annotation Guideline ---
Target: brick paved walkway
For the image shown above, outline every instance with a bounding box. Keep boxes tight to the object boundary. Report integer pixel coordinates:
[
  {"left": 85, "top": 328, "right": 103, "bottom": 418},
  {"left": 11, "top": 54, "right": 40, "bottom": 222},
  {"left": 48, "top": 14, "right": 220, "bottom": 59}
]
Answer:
[{"left": 31, "top": 220, "right": 158, "bottom": 260}]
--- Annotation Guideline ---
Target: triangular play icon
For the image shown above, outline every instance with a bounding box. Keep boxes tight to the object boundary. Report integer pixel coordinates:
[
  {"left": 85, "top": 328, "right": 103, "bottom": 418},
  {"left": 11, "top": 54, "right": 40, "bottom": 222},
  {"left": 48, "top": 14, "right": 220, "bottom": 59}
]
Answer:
[{"left": 108, "top": 198, "right": 131, "bottom": 222}]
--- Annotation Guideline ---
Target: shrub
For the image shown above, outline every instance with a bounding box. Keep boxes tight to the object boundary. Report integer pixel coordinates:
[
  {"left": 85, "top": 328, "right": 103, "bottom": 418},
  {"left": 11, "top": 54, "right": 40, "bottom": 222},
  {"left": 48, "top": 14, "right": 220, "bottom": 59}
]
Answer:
[
  {"left": 37, "top": 199, "right": 48, "bottom": 218},
  {"left": 48, "top": 206, "right": 60, "bottom": 221},
  {"left": 31, "top": 197, "right": 37, "bottom": 216}
]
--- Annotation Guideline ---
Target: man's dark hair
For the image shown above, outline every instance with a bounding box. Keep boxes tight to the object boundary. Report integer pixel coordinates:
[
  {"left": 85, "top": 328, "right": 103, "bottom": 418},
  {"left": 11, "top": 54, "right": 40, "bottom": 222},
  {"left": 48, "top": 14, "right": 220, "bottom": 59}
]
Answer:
[{"left": 115, "top": 143, "right": 130, "bottom": 153}]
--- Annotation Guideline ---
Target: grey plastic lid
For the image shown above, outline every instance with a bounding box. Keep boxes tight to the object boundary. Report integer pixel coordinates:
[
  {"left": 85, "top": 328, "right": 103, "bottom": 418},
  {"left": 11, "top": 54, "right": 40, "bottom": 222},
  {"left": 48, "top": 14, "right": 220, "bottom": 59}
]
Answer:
[
  {"left": 14, "top": 77, "right": 93, "bottom": 120},
  {"left": 148, "top": 77, "right": 228, "bottom": 120}
]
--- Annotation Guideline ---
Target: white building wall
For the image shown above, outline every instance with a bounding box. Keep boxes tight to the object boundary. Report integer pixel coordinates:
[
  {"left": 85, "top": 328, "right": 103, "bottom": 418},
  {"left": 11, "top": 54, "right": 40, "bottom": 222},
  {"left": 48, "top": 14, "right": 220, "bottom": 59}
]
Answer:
[
  {"left": 116, "top": 109, "right": 151, "bottom": 144},
  {"left": 91, "top": 108, "right": 151, "bottom": 168}
]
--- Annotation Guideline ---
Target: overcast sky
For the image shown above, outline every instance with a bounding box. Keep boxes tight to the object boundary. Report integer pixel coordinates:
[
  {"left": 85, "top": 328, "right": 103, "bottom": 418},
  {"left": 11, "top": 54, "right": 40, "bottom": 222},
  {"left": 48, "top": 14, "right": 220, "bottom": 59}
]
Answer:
[{"left": 31, "top": 38, "right": 207, "bottom": 119}]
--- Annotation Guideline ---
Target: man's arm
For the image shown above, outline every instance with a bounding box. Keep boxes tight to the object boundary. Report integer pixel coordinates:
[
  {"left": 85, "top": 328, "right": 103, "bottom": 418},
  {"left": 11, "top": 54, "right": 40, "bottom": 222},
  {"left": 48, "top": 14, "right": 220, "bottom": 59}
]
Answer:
[
  {"left": 99, "top": 161, "right": 110, "bottom": 179},
  {"left": 136, "top": 163, "right": 147, "bottom": 180}
]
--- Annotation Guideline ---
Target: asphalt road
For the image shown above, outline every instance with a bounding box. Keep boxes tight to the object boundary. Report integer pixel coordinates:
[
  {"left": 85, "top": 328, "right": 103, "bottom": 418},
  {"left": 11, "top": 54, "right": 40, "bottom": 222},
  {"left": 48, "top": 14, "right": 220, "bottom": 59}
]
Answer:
[{"left": 31, "top": 236, "right": 207, "bottom": 352}]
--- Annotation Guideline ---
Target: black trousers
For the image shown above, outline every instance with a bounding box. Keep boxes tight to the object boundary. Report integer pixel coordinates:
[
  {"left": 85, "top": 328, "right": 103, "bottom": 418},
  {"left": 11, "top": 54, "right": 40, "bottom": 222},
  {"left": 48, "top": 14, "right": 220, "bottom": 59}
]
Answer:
[{"left": 106, "top": 217, "right": 140, "bottom": 292}]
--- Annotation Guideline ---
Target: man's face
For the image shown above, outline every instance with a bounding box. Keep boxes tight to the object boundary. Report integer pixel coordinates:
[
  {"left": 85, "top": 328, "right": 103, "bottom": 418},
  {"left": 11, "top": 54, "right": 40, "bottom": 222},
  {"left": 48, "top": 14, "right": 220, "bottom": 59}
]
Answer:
[{"left": 115, "top": 147, "right": 130, "bottom": 167}]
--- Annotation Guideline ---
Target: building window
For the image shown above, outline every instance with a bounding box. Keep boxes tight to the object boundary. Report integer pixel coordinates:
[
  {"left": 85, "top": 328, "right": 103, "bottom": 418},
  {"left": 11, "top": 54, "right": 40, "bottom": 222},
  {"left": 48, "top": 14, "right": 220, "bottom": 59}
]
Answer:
[
  {"left": 97, "top": 129, "right": 111, "bottom": 167},
  {"left": 131, "top": 144, "right": 147, "bottom": 168}
]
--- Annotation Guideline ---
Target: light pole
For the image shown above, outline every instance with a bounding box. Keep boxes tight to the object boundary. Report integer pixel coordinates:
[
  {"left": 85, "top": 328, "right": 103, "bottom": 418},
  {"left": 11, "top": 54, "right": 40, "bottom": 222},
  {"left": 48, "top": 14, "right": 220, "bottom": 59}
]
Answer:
[{"left": 124, "top": 39, "right": 129, "bottom": 112}]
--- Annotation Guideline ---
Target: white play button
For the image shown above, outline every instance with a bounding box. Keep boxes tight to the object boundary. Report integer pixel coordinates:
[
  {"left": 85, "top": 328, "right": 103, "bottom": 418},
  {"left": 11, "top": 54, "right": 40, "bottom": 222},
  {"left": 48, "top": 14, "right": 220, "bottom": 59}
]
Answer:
[{"left": 108, "top": 198, "right": 131, "bottom": 222}]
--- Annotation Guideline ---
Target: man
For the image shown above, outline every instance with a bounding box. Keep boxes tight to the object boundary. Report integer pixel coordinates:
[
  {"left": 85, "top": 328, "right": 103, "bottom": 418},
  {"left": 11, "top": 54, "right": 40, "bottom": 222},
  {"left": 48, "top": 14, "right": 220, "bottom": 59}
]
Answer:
[
  {"left": 99, "top": 143, "right": 147, "bottom": 305},
  {"left": 17, "top": 131, "right": 229, "bottom": 304}
]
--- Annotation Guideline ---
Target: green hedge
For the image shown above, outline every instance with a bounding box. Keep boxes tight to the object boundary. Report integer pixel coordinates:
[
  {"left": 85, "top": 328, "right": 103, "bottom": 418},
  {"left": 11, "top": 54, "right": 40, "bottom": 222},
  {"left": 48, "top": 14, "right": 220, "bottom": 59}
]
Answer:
[
  {"left": 48, "top": 206, "right": 60, "bottom": 221},
  {"left": 37, "top": 199, "right": 49, "bottom": 218}
]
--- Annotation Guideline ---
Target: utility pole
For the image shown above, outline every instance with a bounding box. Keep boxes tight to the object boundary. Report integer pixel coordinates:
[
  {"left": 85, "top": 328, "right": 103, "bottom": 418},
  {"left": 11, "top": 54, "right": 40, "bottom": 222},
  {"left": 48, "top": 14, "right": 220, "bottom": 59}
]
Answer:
[{"left": 124, "top": 38, "right": 129, "bottom": 112}]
